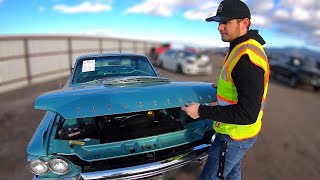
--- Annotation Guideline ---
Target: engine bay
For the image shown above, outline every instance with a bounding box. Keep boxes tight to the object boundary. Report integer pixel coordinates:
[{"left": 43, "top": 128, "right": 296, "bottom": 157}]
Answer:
[{"left": 57, "top": 107, "right": 190, "bottom": 143}]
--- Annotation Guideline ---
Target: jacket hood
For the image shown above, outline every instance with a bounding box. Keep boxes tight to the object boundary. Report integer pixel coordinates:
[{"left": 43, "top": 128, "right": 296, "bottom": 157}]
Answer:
[{"left": 230, "top": 29, "right": 266, "bottom": 51}]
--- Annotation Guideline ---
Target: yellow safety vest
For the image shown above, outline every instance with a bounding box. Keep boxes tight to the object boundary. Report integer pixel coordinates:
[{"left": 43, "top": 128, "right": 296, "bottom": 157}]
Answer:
[{"left": 214, "top": 39, "right": 270, "bottom": 141}]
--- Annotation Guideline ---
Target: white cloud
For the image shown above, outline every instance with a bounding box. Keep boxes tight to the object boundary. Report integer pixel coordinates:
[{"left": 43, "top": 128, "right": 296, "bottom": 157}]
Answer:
[
  {"left": 124, "top": 0, "right": 320, "bottom": 47},
  {"left": 250, "top": 0, "right": 274, "bottom": 13},
  {"left": 251, "top": 14, "right": 269, "bottom": 27},
  {"left": 124, "top": 0, "right": 181, "bottom": 17},
  {"left": 314, "top": 30, "right": 320, "bottom": 36},
  {"left": 315, "top": 10, "right": 320, "bottom": 21},
  {"left": 125, "top": 4, "right": 172, "bottom": 17},
  {"left": 184, "top": 11, "right": 209, "bottom": 20},
  {"left": 281, "top": 0, "right": 319, "bottom": 9},
  {"left": 53, "top": 1, "right": 112, "bottom": 14},
  {"left": 267, "top": 1, "right": 320, "bottom": 46},
  {"left": 292, "top": 7, "right": 311, "bottom": 21},
  {"left": 124, "top": 0, "right": 219, "bottom": 17},
  {"left": 274, "top": 9, "right": 290, "bottom": 20},
  {"left": 184, "top": 1, "right": 219, "bottom": 20}
]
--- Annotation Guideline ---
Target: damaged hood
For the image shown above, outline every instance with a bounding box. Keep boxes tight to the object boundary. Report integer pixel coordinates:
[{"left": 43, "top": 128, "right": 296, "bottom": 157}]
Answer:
[{"left": 35, "top": 79, "right": 216, "bottom": 119}]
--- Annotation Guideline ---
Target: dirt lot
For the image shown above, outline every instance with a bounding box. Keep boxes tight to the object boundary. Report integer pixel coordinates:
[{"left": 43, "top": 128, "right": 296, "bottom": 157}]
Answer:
[{"left": 0, "top": 54, "right": 319, "bottom": 180}]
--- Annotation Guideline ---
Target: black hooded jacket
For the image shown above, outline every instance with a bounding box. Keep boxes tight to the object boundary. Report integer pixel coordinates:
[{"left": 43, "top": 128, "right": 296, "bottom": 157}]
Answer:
[{"left": 198, "top": 30, "right": 267, "bottom": 125}]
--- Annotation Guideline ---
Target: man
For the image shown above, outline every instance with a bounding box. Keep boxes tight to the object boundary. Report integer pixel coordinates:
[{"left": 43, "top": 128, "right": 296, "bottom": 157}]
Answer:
[{"left": 181, "top": 0, "right": 270, "bottom": 179}]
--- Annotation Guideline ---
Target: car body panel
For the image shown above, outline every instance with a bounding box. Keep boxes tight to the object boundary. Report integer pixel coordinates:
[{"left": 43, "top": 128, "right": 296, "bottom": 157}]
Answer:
[
  {"left": 27, "top": 112, "right": 56, "bottom": 158},
  {"left": 27, "top": 53, "right": 217, "bottom": 179},
  {"left": 80, "top": 143, "right": 210, "bottom": 180},
  {"left": 48, "top": 120, "right": 212, "bottom": 161},
  {"left": 35, "top": 80, "right": 216, "bottom": 119}
]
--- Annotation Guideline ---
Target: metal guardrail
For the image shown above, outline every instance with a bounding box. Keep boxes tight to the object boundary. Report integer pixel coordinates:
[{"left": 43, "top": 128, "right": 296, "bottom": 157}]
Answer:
[{"left": 0, "top": 35, "right": 161, "bottom": 93}]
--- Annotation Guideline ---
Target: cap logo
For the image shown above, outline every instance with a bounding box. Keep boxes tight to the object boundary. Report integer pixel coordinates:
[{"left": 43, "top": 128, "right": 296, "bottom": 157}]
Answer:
[{"left": 217, "top": 4, "right": 223, "bottom": 12}]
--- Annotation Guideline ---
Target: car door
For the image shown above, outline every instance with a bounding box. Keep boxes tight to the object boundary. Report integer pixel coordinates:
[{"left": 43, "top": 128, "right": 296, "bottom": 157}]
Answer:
[
  {"left": 164, "top": 50, "right": 177, "bottom": 71},
  {"left": 170, "top": 51, "right": 181, "bottom": 71},
  {"left": 272, "top": 56, "right": 292, "bottom": 78},
  {"left": 160, "top": 50, "right": 172, "bottom": 69}
]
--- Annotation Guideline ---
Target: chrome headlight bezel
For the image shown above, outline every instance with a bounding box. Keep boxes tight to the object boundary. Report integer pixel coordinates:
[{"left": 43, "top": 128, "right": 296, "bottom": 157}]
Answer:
[
  {"left": 28, "top": 159, "right": 49, "bottom": 175},
  {"left": 48, "top": 157, "right": 70, "bottom": 175}
]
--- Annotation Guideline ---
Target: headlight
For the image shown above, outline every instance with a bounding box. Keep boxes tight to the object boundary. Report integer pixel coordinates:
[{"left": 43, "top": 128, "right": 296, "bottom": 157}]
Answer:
[
  {"left": 29, "top": 159, "right": 48, "bottom": 175},
  {"left": 186, "top": 59, "right": 194, "bottom": 64},
  {"left": 49, "top": 158, "right": 70, "bottom": 175}
]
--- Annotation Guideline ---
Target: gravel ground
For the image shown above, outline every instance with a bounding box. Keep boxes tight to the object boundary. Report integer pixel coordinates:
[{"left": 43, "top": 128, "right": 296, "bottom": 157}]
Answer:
[{"left": 0, "top": 54, "right": 319, "bottom": 180}]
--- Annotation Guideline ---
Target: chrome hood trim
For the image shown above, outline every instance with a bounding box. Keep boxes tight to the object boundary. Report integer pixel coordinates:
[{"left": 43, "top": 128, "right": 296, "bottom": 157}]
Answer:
[{"left": 103, "top": 76, "right": 170, "bottom": 85}]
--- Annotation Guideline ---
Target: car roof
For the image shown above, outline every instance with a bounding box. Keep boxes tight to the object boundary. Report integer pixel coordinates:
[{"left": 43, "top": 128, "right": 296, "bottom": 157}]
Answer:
[{"left": 76, "top": 52, "right": 147, "bottom": 60}]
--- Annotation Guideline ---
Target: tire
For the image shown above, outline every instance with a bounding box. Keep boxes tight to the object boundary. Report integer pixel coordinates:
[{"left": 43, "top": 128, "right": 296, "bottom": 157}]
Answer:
[
  {"left": 158, "top": 61, "right": 163, "bottom": 68},
  {"left": 176, "top": 64, "right": 183, "bottom": 74},
  {"left": 289, "top": 76, "right": 298, "bottom": 88},
  {"left": 313, "top": 86, "right": 320, "bottom": 92}
]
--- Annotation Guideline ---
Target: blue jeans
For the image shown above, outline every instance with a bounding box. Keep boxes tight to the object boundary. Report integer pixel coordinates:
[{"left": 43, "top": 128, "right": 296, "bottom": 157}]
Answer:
[{"left": 200, "top": 134, "right": 257, "bottom": 180}]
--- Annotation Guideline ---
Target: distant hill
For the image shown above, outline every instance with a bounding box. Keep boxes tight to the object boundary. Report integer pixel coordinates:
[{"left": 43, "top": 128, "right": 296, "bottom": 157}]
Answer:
[
  {"left": 204, "top": 47, "right": 228, "bottom": 56},
  {"left": 265, "top": 47, "right": 320, "bottom": 60}
]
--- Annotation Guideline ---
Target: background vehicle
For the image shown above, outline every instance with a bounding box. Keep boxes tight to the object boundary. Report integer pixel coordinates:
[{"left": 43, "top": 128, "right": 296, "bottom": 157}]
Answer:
[
  {"left": 148, "top": 43, "right": 171, "bottom": 65},
  {"left": 158, "top": 49, "right": 212, "bottom": 75},
  {"left": 27, "top": 53, "right": 216, "bottom": 179},
  {"left": 270, "top": 55, "right": 320, "bottom": 91}
]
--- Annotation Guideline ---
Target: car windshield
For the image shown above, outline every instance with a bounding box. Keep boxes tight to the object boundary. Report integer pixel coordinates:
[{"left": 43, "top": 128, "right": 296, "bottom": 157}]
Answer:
[
  {"left": 71, "top": 55, "right": 157, "bottom": 84},
  {"left": 181, "top": 51, "right": 195, "bottom": 57}
]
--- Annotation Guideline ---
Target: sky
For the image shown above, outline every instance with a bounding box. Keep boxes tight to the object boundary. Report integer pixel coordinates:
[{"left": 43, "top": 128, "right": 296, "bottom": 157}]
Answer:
[{"left": 1, "top": 0, "right": 320, "bottom": 50}]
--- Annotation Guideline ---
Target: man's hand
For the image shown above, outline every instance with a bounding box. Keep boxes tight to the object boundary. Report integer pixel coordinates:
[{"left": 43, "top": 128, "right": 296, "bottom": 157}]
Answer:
[
  {"left": 206, "top": 101, "right": 218, "bottom": 106},
  {"left": 181, "top": 103, "right": 200, "bottom": 119}
]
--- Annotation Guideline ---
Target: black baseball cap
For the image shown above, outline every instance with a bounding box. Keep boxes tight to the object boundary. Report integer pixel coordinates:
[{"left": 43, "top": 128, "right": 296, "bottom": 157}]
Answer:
[{"left": 206, "top": 0, "right": 251, "bottom": 23}]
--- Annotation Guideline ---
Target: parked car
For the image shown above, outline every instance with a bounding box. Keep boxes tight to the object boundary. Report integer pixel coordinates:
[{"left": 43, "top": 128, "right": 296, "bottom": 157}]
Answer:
[
  {"left": 148, "top": 43, "right": 171, "bottom": 65},
  {"left": 158, "top": 50, "right": 212, "bottom": 75},
  {"left": 27, "top": 53, "right": 217, "bottom": 179},
  {"left": 270, "top": 55, "right": 320, "bottom": 91}
]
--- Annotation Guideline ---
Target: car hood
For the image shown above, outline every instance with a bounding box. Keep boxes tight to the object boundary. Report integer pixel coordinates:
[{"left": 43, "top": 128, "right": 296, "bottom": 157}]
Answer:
[{"left": 35, "top": 80, "right": 216, "bottom": 119}]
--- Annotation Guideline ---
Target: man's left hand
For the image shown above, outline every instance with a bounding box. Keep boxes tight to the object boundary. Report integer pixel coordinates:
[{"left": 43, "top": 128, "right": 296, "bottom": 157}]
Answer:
[{"left": 181, "top": 103, "right": 200, "bottom": 119}]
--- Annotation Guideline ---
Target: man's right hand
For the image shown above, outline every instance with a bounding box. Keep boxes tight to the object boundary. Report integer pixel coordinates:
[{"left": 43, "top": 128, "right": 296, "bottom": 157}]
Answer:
[{"left": 181, "top": 103, "right": 200, "bottom": 119}]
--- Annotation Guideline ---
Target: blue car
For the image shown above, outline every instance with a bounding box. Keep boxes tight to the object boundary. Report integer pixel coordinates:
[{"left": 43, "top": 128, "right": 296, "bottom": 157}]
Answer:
[{"left": 27, "top": 53, "right": 217, "bottom": 179}]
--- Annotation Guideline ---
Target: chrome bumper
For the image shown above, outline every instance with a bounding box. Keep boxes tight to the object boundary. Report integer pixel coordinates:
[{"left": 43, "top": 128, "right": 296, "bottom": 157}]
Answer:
[{"left": 80, "top": 144, "right": 211, "bottom": 180}]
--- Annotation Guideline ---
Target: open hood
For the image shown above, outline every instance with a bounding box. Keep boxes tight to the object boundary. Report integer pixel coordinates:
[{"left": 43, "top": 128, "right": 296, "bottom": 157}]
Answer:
[{"left": 35, "top": 81, "right": 216, "bottom": 119}]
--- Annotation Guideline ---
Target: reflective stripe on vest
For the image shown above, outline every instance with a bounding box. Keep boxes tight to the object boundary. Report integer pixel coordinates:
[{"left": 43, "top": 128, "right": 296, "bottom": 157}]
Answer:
[{"left": 214, "top": 39, "right": 270, "bottom": 141}]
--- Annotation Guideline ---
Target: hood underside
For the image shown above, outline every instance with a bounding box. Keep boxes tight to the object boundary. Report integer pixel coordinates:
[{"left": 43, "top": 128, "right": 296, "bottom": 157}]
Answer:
[{"left": 35, "top": 81, "right": 216, "bottom": 119}]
